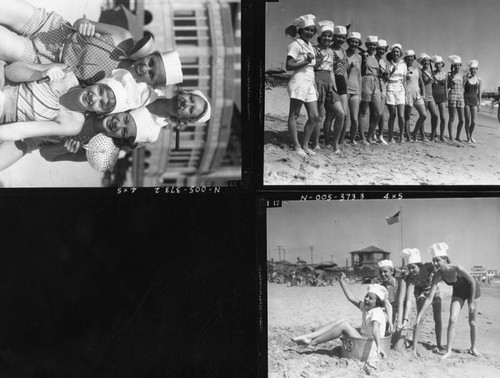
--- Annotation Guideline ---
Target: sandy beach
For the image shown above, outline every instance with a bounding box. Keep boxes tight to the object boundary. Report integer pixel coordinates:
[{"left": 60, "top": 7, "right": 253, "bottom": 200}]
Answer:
[
  {"left": 264, "top": 86, "right": 500, "bottom": 185},
  {"left": 268, "top": 281, "right": 500, "bottom": 377}
]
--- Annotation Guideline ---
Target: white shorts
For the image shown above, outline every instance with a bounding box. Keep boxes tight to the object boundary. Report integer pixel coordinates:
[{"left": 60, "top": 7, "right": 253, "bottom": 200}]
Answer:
[
  {"left": 386, "top": 83, "right": 405, "bottom": 106},
  {"left": 288, "top": 74, "right": 318, "bottom": 103}
]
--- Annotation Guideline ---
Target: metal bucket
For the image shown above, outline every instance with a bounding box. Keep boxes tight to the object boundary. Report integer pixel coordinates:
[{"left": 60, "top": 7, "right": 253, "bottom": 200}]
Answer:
[{"left": 341, "top": 332, "right": 392, "bottom": 362}]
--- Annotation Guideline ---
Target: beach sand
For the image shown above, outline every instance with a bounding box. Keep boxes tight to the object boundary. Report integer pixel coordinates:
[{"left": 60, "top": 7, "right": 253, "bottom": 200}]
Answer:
[
  {"left": 264, "top": 87, "right": 500, "bottom": 185},
  {"left": 268, "top": 281, "right": 500, "bottom": 377}
]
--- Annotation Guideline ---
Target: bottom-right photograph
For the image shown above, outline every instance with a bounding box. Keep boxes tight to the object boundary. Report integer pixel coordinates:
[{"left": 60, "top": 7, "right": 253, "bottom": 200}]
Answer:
[{"left": 265, "top": 197, "right": 500, "bottom": 377}]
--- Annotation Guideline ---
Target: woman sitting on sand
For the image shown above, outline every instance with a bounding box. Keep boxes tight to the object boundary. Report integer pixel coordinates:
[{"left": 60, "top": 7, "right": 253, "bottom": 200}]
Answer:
[
  {"left": 431, "top": 56, "right": 448, "bottom": 141},
  {"left": 292, "top": 273, "right": 389, "bottom": 360},
  {"left": 403, "top": 50, "right": 427, "bottom": 142},
  {"left": 345, "top": 32, "right": 362, "bottom": 145},
  {"left": 385, "top": 44, "right": 407, "bottom": 143},
  {"left": 285, "top": 14, "right": 320, "bottom": 157},
  {"left": 400, "top": 248, "right": 443, "bottom": 355},
  {"left": 418, "top": 53, "right": 439, "bottom": 142},
  {"left": 415, "top": 243, "right": 480, "bottom": 360},
  {"left": 464, "top": 60, "right": 481, "bottom": 143},
  {"left": 447, "top": 55, "right": 466, "bottom": 142},
  {"left": 312, "top": 20, "right": 344, "bottom": 153}
]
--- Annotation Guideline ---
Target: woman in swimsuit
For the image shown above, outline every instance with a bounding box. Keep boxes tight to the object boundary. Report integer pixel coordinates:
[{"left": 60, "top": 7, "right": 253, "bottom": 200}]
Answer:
[
  {"left": 431, "top": 56, "right": 448, "bottom": 141},
  {"left": 345, "top": 32, "right": 362, "bottom": 144},
  {"left": 375, "top": 39, "right": 389, "bottom": 144},
  {"left": 401, "top": 248, "right": 443, "bottom": 356},
  {"left": 415, "top": 243, "right": 480, "bottom": 360},
  {"left": 418, "top": 53, "right": 439, "bottom": 141},
  {"left": 464, "top": 60, "right": 481, "bottom": 143},
  {"left": 312, "top": 20, "right": 344, "bottom": 153},
  {"left": 403, "top": 50, "right": 427, "bottom": 142},
  {"left": 331, "top": 25, "right": 349, "bottom": 144}
]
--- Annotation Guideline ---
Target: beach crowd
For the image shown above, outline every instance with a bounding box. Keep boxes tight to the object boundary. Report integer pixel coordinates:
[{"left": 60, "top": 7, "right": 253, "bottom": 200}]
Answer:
[
  {"left": 0, "top": 0, "right": 211, "bottom": 171},
  {"left": 291, "top": 242, "right": 481, "bottom": 361},
  {"left": 284, "top": 14, "right": 483, "bottom": 157}
]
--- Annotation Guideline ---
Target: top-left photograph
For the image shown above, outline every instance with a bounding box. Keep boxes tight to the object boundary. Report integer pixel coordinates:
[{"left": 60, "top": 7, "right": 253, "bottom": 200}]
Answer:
[{"left": 0, "top": 0, "right": 241, "bottom": 187}]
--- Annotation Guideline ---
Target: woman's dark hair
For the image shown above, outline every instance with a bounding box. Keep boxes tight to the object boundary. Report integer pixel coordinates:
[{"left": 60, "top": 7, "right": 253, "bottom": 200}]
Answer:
[
  {"left": 443, "top": 256, "right": 451, "bottom": 264},
  {"left": 375, "top": 296, "right": 384, "bottom": 308},
  {"left": 112, "top": 136, "right": 138, "bottom": 150}
]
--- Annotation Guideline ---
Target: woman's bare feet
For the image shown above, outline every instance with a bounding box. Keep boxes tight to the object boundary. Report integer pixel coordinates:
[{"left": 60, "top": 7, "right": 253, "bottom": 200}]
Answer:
[
  {"left": 295, "top": 147, "right": 308, "bottom": 158},
  {"left": 291, "top": 335, "right": 312, "bottom": 347},
  {"left": 469, "top": 348, "right": 481, "bottom": 357},
  {"left": 440, "top": 351, "right": 452, "bottom": 360},
  {"left": 303, "top": 147, "right": 316, "bottom": 156}
]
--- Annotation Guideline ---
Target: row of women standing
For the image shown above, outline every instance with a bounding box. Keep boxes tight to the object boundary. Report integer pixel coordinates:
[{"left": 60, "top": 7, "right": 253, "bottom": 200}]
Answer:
[{"left": 285, "top": 14, "right": 482, "bottom": 157}]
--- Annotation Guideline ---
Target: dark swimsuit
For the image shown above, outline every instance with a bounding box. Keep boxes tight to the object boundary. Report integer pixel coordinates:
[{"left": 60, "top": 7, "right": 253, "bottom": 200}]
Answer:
[{"left": 443, "top": 274, "right": 481, "bottom": 300}]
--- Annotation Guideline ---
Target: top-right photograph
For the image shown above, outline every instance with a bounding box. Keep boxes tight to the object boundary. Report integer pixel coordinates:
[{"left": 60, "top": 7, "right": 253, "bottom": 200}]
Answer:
[{"left": 264, "top": 0, "right": 500, "bottom": 185}]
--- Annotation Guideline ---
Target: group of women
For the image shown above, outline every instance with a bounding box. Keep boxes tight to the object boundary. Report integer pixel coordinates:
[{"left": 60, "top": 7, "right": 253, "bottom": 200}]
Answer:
[
  {"left": 292, "top": 242, "right": 481, "bottom": 361},
  {"left": 285, "top": 14, "right": 482, "bottom": 157},
  {"left": 0, "top": 0, "right": 211, "bottom": 170}
]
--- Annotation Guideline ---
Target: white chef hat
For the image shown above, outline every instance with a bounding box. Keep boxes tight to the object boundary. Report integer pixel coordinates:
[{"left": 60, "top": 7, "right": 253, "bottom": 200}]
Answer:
[
  {"left": 377, "top": 39, "right": 388, "bottom": 48},
  {"left": 98, "top": 69, "right": 142, "bottom": 114},
  {"left": 378, "top": 260, "right": 394, "bottom": 269},
  {"left": 402, "top": 248, "right": 421, "bottom": 264},
  {"left": 448, "top": 55, "right": 462, "bottom": 65},
  {"left": 129, "top": 107, "right": 163, "bottom": 144},
  {"left": 468, "top": 59, "right": 479, "bottom": 69},
  {"left": 432, "top": 55, "right": 445, "bottom": 67},
  {"left": 347, "top": 32, "right": 362, "bottom": 45},
  {"left": 158, "top": 51, "right": 183, "bottom": 86},
  {"left": 403, "top": 49, "right": 416, "bottom": 59},
  {"left": 334, "top": 25, "right": 347, "bottom": 35},
  {"left": 391, "top": 43, "right": 402, "bottom": 52},
  {"left": 428, "top": 242, "right": 449, "bottom": 258},
  {"left": 365, "top": 35, "right": 378, "bottom": 44},
  {"left": 318, "top": 20, "right": 334, "bottom": 35},
  {"left": 286, "top": 15, "right": 317, "bottom": 39},
  {"left": 187, "top": 90, "right": 211, "bottom": 123},
  {"left": 367, "top": 284, "right": 389, "bottom": 301},
  {"left": 417, "top": 53, "right": 431, "bottom": 64}
]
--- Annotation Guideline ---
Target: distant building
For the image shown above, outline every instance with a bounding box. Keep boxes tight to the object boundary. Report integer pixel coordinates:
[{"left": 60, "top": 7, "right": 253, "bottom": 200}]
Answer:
[
  {"left": 470, "top": 265, "right": 488, "bottom": 280},
  {"left": 349, "top": 246, "right": 391, "bottom": 278},
  {"left": 136, "top": 0, "right": 241, "bottom": 187}
]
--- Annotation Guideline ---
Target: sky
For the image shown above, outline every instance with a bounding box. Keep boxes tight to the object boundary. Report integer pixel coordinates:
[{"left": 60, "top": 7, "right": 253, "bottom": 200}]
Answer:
[
  {"left": 267, "top": 198, "right": 500, "bottom": 271},
  {"left": 266, "top": 0, "right": 500, "bottom": 91}
]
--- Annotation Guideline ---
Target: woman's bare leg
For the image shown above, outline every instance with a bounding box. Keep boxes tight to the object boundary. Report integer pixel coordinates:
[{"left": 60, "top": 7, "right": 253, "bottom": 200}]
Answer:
[
  {"left": 441, "top": 297, "right": 464, "bottom": 360},
  {"left": 427, "top": 100, "right": 439, "bottom": 141},
  {"left": 287, "top": 98, "right": 305, "bottom": 153},
  {"left": 348, "top": 94, "right": 360, "bottom": 144},
  {"left": 0, "top": 141, "right": 26, "bottom": 171},
  {"left": 469, "top": 105, "right": 478, "bottom": 143},
  {"left": 387, "top": 104, "right": 396, "bottom": 142},
  {"left": 358, "top": 100, "right": 370, "bottom": 144},
  {"left": 464, "top": 105, "right": 471, "bottom": 142},
  {"left": 448, "top": 107, "right": 456, "bottom": 140},
  {"left": 455, "top": 107, "right": 465, "bottom": 142},
  {"left": 0, "top": 0, "right": 35, "bottom": 32},
  {"left": 366, "top": 101, "right": 381, "bottom": 143},
  {"left": 329, "top": 100, "right": 344, "bottom": 153},
  {"left": 338, "top": 94, "right": 349, "bottom": 144},
  {"left": 302, "top": 101, "right": 320, "bottom": 155},
  {"left": 432, "top": 298, "right": 443, "bottom": 349},
  {"left": 0, "top": 25, "right": 27, "bottom": 62},
  {"left": 412, "top": 102, "right": 427, "bottom": 141},
  {"left": 437, "top": 101, "right": 447, "bottom": 141},
  {"left": 468, "top": 298, "right": 480, "bottom": 356}
]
